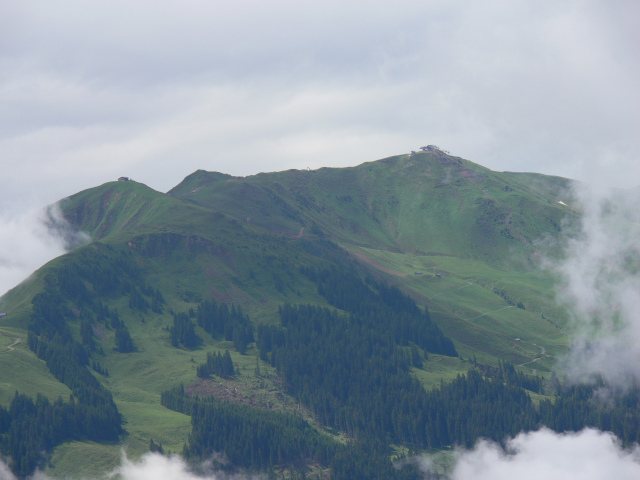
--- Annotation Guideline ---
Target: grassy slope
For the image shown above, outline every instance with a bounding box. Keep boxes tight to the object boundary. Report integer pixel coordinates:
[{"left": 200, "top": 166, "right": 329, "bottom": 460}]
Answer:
[{"left": 0, "top": 152, "right": 577, "bottom": 477}]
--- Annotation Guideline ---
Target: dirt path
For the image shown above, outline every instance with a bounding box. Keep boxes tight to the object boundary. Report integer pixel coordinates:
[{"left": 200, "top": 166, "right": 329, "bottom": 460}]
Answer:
[
  {"left": 517, "top": 343, "right": 548, "bottom": 374},
  {"left": 469, "top": 305, "right": 514, "bottom": 321},
  {"left": 281, "top": 226, "right": 307, "bottom": 239},
  {"left": 352, "top": 253, "right": 407, "bottom": 277},
  {"left": 518, "top": 357, "right": 541, "bottom": 368},
  {"left": 429, "top": 282, "right": 473, "bottom": 299},
  {"left": 1, "top": 335, "right": 22, "bottom": 353}
]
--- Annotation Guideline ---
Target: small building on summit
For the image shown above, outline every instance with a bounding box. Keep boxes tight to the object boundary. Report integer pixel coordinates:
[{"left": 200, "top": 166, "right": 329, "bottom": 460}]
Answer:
[{"left": 118, "top": 177, "right": 130, "bottom": 182}]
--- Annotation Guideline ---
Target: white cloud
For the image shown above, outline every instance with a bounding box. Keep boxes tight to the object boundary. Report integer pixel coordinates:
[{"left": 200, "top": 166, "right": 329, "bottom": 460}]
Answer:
[
  {"left": 451, "top": 428, "right": 640, "bottom": 480},
  {"left": 0, "top": 207, "right": 65, "bottom": 297},
  {"left": 108, "top": 452, "right": 233, "bottom": 480}
]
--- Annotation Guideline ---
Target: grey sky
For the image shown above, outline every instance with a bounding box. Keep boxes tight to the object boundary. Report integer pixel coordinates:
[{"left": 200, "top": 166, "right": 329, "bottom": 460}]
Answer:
[{"left": 1, "top": 0, "right": 638, "bottom": 211}]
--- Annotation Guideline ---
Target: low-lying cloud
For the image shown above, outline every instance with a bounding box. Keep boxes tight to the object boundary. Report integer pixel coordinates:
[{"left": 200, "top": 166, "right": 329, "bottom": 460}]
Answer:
[
  {"left": 554, "top": 184, "right": 640, "bottom": 388},
  {"left": 1, "top": 430, "right": 639, "bottom": 480},
  {"left": 451, "top": 428, "right": 640, "bottom": 480},
  {"left": 110, "top": 452, "right": 265, "bottom": 480},
  {"left": 0, "top": 451, "right": 266, "bottom": 480},
  {"left": 0, "top": 203, "right": 88, "bottom": 297}
]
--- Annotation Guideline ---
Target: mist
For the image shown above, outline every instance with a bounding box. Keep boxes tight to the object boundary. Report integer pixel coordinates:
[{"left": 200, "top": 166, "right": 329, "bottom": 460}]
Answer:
[
  {"left": 553, "top": 184, "right": 640, "bottom": 388},
  {"left": 0, "top": 203, "right": 88, "bottom": 298}
]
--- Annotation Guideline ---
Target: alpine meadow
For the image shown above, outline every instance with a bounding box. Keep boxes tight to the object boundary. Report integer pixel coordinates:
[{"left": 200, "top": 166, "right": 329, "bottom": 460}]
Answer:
[{"left": 3, "top": 149, "right": 640, "bottom": 479}]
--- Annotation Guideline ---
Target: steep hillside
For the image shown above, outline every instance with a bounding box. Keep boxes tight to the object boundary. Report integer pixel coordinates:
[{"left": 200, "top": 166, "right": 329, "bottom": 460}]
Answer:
[{"left": 0, "top": 152, "right": 580, "bottom": 479}]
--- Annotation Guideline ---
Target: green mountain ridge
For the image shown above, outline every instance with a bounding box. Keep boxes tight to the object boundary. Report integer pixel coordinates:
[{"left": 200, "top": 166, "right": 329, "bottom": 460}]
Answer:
[
  {"left": 167, "top": 152, "right": 574, "bottom": 261},
  {"left": 0, "top": 151, "right": 582, "bottom": 478}
]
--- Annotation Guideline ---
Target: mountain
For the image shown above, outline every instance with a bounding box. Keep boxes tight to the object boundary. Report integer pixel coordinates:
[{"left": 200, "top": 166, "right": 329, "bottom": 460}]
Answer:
[{"left": 0, "top": 150, "right": 583, "bottom": 478}]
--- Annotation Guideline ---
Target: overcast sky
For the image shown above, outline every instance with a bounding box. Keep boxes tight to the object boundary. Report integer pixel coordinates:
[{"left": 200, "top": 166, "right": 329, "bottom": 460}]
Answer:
[{"left": 1, "top": 0, "right": 638, "bottom": 211}]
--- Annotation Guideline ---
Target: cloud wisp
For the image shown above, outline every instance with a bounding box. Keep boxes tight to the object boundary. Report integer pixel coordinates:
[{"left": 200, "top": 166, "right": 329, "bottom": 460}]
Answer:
[
  {"left": 553, "top": 184, "right": 640, "bottom": 389},
  {"left": 0, "top": 203, "right": 88, "bottom": 297}
]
